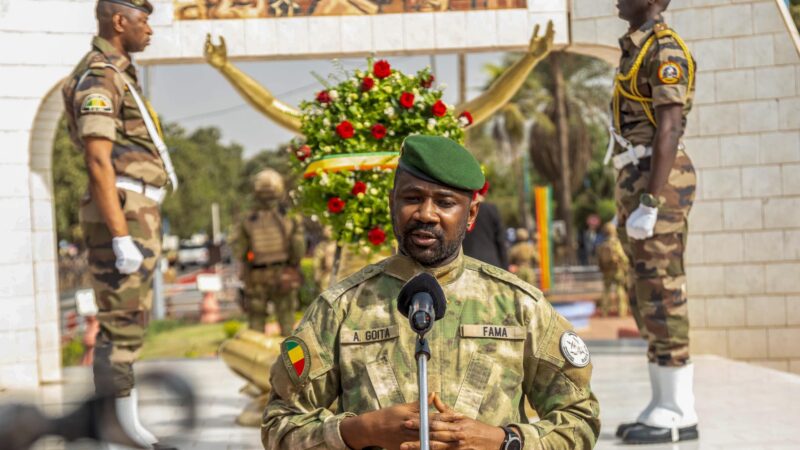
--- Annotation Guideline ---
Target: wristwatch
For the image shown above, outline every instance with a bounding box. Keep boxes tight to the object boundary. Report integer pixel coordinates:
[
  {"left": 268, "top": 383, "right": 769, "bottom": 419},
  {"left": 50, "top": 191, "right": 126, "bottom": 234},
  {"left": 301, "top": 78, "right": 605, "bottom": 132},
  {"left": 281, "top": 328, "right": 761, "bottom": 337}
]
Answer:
[
  {"left": 501, "top": 426, "right": 522, "bottom": 450},
  {"left": 640, "top": 192, "right": 661, "bottom": 208}
]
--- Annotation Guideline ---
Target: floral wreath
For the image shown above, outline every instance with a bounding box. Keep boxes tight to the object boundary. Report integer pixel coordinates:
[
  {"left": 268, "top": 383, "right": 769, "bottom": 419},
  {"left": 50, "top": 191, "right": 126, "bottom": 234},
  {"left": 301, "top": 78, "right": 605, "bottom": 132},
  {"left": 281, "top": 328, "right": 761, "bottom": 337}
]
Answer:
[{"left": 289, "top": 59, "right": 473, "bottom": 252}]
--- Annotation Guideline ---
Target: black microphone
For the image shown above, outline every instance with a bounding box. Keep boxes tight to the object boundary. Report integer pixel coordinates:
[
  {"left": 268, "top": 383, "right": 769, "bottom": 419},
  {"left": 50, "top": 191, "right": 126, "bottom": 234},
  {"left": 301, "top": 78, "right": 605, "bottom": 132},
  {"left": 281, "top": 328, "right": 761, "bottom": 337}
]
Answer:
[{"left": 397, "top": 272, "right": 447, "bottom": 336}]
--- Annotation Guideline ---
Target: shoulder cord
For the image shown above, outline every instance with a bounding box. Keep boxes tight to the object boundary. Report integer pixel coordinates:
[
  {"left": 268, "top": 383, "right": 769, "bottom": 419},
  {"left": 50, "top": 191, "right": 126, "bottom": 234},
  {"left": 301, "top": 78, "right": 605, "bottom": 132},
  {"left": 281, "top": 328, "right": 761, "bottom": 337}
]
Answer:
[{"left": 612, "top": 29, "right": 695, "bottom": 130}]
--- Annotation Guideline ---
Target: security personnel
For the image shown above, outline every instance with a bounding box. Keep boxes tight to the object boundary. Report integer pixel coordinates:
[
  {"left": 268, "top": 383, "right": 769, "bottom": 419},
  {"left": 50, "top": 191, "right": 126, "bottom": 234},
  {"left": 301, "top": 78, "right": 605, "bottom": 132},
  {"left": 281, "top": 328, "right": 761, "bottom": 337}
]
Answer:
[
  {"left": 508, "top": 228, "right": 538, "bottom": 285},
  {"left": 62, "top": 0, "right": 178, "bottom": 448},
  {"left": 596, "top": 222, "right": 629, "bottom": 317},
  {"left": 263, "top": 136, "right": 600, "bottom": 450},
  {"left": 236, "top": 169, "right": 305, "bottom": 335},
  {"left": 609, "top": 0, "right": 698, "bottom": 444}
]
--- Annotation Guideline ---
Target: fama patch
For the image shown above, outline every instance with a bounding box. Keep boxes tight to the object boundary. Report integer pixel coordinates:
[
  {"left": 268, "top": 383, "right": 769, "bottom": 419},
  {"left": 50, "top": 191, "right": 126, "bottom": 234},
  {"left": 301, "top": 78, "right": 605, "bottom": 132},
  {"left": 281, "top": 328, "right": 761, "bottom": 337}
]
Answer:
[
  {"left": 560, "top": 331, "right": 590, "bottom": 367},
  {"left": 281, "top": 337, "right": 310, "bottom": 385}
]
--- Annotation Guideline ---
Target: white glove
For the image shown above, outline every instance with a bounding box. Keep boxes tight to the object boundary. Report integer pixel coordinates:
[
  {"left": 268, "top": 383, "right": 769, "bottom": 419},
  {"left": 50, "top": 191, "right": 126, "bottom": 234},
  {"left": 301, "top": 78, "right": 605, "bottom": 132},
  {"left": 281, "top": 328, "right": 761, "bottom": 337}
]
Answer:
[
  {"left": 112, "top": 236, "right": 144, "bottom": 274},
  {"left": 626, "top": 204, "right": 658, "bottom": 240}
]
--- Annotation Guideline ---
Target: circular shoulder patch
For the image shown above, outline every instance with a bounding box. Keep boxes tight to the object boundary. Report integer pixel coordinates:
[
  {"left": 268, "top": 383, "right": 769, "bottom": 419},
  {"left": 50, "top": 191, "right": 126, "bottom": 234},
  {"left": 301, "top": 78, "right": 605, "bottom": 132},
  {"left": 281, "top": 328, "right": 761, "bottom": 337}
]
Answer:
[
  {"left": 281, "top": 337, "right": 310, "bottom": 385},
  {"left": 657, "top": 61, "right": 682, "bottom": 85},
  {"left": 560, "top": 331, "right": 590, "bottom": 368},
  {"left": 81, "top": 93, "right": 113, "bottom": 114}
]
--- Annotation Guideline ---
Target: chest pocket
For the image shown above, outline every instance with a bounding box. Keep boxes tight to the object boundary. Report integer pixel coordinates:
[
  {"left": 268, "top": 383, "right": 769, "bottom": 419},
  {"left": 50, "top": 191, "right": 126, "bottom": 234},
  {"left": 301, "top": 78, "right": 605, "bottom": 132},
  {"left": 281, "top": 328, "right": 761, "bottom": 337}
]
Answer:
[
  {"left": 340, "top": 325, "right": 408, "bottom": 410},
  {"left": 454, "top": 325, "right": 526, "bottom": 421}
]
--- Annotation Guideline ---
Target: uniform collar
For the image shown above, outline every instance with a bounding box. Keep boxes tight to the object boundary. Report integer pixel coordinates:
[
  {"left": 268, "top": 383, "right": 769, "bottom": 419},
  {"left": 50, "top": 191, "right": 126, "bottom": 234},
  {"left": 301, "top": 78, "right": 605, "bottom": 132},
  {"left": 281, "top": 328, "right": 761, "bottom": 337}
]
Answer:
[
  {"left": 92, "top": 36, "right": 134, "bottom": 75},
  {"left": 619, "top": 15, "right": 664, "bottom": 50},
  {"left": 383, "top": 247, "right": 466, "bottom": 286}
]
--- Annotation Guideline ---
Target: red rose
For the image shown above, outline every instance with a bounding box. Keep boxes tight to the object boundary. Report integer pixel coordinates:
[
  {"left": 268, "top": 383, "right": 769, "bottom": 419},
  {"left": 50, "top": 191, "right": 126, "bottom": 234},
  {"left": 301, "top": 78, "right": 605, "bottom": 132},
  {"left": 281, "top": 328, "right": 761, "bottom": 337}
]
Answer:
[
  {"left": 371, "top": 123, "right": 387, "bottom": 140},
  {"left": 327, "top": 197, "right": 345, "bottom": 214},
  {"left": 399, "top": 92, "right": 415, "bottom": 109},
  {"left": 361, "top": 77, "right": 375, "bottom": 92},
  {"left": 352, "top": 181, "right": 367, "bottom": 196},
  {"left": 296, "top": 144, "right": 312, "bottom": 161},
  {"left": 316, "top": 91, "right": 331, "bottom": 104},
  {"left": 421, "top": 74, "right": 435, "bottom": 88},
  {"left": 368, "top": 227, "right": 386, "bottom": 246},
  {"left": 373, "top": 60, "right": 392, "bottom": 79},
  {"left": 431, "top": 100, "right": 447, "bottom": 117},
  {"left": 458, "top": 111, "right": 474, "bottom": 126},
  {"left": 336, "top": 120, "right": 354, "bottom": 139}
]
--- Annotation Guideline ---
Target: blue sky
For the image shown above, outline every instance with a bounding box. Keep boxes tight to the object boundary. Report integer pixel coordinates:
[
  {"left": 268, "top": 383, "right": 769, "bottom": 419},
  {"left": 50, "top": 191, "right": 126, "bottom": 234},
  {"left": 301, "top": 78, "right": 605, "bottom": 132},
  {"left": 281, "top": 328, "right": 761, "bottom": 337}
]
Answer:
[{"left": 146, "top": 52, "right": 507, "bottom": 157}]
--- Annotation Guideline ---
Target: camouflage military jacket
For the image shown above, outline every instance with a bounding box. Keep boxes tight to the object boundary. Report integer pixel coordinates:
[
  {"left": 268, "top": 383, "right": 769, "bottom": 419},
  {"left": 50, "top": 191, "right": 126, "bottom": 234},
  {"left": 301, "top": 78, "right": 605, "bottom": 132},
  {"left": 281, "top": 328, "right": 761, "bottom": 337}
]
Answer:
[
  {"left": 615, "top": 17, "right": 696, "bottom": 149},
  {"left": 263, "top": 250, "right": 600, "bottom": 449},
  {"left": 62, "top": 36, "right": 167, "bottom": 187}
]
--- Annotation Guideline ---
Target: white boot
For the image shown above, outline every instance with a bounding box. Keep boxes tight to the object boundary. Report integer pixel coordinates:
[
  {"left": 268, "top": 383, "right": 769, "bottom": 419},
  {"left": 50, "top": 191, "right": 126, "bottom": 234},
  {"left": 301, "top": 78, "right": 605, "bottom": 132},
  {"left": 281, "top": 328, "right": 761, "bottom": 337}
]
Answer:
[
  {"left": 130, "top": 388, "right": 158, "bottom": 444},
  {"left": 615, "top": 363, "right": 661, "bottom": 437},
  {"left": 106, "top": 394, "right": 154, "bottom": 449},
  {"left": 639, "top": 363, "right": 698, "bottom": 440}
]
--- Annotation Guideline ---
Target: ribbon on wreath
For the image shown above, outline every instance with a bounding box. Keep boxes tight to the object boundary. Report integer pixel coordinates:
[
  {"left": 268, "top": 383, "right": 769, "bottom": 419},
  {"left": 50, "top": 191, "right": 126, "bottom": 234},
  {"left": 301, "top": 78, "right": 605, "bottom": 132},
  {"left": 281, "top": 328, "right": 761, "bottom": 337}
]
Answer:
[{"left": 303, "top": 152, "right": 399, "bottom": 178}]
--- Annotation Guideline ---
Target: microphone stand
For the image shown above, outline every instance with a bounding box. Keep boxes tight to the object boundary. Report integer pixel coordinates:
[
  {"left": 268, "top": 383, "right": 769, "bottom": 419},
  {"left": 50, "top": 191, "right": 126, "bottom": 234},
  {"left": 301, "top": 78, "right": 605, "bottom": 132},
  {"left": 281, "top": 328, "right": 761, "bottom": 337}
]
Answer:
[{"left": 415, "top": 335, "right": 431, "bottom": 450}]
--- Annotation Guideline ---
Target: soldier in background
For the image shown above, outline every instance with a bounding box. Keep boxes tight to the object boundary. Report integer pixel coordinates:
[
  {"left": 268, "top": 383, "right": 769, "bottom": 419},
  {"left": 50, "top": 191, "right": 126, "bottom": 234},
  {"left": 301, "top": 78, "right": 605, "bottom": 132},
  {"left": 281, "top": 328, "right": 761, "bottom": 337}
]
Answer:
[
  {"left": 236, "top": 169, "right": 305, "bottom": 335},
  {"left": 62, "top": 0, "right": 178, "bottom": 447},
  {"left": 611, "top": 0, "right": 698, "bottom": 443},
  {"left": 596, "top": 222, "right": 629, "bottom": 317},
  {"left": 508, "top": 227, "right": 538, "bottom": 285},
  {"left": 263, "top": 135, "right": 599, "bottom": 450},
  {"left": 312, "top": 226, "right": 337, "bottom": 292}
]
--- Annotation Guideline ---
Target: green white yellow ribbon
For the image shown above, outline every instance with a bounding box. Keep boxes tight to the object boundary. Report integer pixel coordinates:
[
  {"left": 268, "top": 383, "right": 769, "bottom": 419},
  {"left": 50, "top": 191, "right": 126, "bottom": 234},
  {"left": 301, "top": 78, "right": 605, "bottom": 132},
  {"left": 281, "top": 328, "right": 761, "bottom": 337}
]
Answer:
[{"left": 303, "top": 152, "right": 400, "bottom": 178}]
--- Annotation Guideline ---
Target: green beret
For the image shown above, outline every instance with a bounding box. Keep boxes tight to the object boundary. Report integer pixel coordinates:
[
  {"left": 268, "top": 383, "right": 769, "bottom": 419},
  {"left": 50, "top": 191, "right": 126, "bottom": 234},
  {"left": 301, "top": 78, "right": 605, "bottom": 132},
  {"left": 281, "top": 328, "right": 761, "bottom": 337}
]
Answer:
[
  {"left": 399, "top": 135, "right": 485, "bottom": 191},
  {"left": 100, "top": 0, "right": 153, "bottom": 14}
]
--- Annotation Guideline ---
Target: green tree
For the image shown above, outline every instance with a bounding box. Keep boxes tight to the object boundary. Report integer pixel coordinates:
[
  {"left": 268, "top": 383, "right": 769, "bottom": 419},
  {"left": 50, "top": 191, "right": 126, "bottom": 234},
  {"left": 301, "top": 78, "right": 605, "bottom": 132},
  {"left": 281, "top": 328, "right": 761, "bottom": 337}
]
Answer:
[
  {"left": 52, "top": 117, "right": 88, "bottom": 243},
  {"left": 161, "top": 124, "right": 245, "bottom": 238},
  {"left": 482, "top": 52, "right": 614, "bottom": 251}
]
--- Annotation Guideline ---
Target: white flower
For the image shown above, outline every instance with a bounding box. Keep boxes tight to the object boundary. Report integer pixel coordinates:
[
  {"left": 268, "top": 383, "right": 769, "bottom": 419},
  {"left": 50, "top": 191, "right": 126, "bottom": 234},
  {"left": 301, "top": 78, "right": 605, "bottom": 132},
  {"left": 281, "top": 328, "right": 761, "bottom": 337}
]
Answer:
[
  {"left": 413, "top": 88, "right": 420, "bottom": 96},
  {"left": 388, "top": 130, "right": 395, "bottom": 136},
  {"left": 311, "top": 214, "right": 318, "bottom": 222},
  {"left": 444, "top": 131, "right": 450, "bottom": 137},
  {"left": 355, "top": 227, "right": 364, "bottom": 235},
  {"left": 322, "top": 117, "right": 331, "bottom": 127},
  {"left": 439, "top": 82, "right": 448, "bottom": 90},
  {"left": 458, "top": 116, "right": 470, "bottom": 127},
  {"left": 345, "top": 221, "right": 354, "bottom": 230},
  {"left": 323, "top": 211, "right": 330, "bottom": 218},
  {"left": 369, "top": 188, "right": 379, "bottom": 195},
  {"left": 384, "top": 106, "right": 395, "bottom": 117},
  {"left": 320, "top": 173, "right": 330, "bottom": 186},
  {"left": 329, "top": 90, "right": 339, "bottom": 100},
  {"left": 427, "top": 118, "right": 437, "bottom": 130}
]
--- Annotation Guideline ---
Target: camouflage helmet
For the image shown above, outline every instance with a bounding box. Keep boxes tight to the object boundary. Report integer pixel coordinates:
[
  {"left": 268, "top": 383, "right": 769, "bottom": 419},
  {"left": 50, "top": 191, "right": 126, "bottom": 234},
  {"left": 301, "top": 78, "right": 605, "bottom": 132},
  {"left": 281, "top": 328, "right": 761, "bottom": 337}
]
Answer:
[
  {"left": 515, "top": 228, "right": 530, "bottom": 242},
  {"left": 253, "top": 169, "right": 284, "bottom": 198}
]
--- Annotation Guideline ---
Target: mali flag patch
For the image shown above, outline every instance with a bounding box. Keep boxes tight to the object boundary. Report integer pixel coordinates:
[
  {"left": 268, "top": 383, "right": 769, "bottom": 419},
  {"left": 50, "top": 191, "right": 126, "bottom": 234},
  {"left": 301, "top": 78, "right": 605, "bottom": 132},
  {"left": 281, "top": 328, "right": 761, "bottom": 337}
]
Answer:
[{"left": 281, "top": 337, "right": 310, "bottom": 385}]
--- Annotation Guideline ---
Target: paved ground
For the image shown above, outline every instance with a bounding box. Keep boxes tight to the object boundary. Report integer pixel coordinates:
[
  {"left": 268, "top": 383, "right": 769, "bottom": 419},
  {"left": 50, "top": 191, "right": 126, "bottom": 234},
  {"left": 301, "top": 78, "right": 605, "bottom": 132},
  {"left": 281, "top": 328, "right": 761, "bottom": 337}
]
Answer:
[{"left": 8, "top": 343, "right": 800, "bottom": 450}]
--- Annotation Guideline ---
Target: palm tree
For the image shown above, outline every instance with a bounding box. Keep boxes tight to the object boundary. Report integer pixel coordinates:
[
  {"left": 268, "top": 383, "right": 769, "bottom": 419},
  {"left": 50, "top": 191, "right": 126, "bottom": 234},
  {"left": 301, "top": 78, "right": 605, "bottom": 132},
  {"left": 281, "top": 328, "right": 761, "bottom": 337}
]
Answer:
[{"left": 484, "top": 51, "right": 612, "bottom": 255}]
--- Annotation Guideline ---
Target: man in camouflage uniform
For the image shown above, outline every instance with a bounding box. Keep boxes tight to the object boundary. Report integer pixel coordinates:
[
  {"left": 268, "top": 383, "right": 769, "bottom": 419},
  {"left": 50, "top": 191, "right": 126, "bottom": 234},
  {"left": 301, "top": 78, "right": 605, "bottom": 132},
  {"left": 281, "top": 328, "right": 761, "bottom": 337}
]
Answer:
[
  {"left": 610, "top": 0, "right": 698, "bottom": 444},
  {"left": 237, "top": 169, "right": 305, "bottom": 335},
  {"left": 263, "top": 135, "right": 600, "bottom": 450},
  {"left": 508, "top": 228, "right": 538, "bottom": 285},
  {"left": 62, "top": 0, "right": 177, "bottom": 448},
  {"left": 596, "top": 222, "right": 629, "bottom": 317}
]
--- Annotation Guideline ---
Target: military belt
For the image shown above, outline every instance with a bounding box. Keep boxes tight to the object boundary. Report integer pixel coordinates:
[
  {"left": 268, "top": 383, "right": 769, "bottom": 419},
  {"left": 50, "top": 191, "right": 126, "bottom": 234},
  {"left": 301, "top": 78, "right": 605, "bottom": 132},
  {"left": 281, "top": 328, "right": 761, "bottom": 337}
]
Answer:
[{"left": 116, "top": 175, "right": 166, "bottom": 204}]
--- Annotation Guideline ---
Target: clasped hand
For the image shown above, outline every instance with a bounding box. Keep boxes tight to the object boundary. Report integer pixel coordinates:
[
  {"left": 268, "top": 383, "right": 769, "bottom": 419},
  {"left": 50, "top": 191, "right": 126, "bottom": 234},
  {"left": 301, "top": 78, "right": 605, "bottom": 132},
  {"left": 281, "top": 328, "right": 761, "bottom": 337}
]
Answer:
[{"left": 343, "top": 393, "right": 504, "bottom": 450}]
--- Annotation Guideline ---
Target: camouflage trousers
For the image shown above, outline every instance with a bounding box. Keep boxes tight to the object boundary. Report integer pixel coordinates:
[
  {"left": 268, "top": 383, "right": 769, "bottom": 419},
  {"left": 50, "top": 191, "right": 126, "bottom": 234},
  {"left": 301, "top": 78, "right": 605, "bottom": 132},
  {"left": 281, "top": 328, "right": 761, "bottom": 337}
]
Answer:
[
  {"left": 244, "top": 267, "right": 297, "bottom": 336},
  {"left": 616, "top": 148, "right": 696, "bottom": 367},
  {"left": 80, "top": 189, "right": 161, "bottom": 397}
]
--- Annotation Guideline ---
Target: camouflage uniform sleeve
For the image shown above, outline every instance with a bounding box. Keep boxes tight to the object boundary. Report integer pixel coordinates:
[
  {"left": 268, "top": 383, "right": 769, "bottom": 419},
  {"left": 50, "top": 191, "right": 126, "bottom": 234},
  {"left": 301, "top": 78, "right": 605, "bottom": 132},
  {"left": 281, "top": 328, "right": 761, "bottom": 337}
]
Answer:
[
  {"left": 233, "top": 217, "right": 250, "bottom": 263},
  {"left": 648, "top": 33, "right": 691, "bottom": 108},
  {"left": 262, "top": 296, "right": 352, "bottom": 450},
  {"left": 73, "top": 65, "right": 122, "bottom": 142},
  {"left": 510, "top": 297, "right": 601, "bottom": 449}
]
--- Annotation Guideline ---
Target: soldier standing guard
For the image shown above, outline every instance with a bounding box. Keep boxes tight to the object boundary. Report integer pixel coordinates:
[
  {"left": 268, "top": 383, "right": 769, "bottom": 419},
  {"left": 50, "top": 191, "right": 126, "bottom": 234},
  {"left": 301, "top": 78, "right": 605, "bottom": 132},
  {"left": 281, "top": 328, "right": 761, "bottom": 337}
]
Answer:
[
  {"left": 596, "top": 222, "right": 629, "bottom": 317},
  {"left": 263, "top": 136, "right": 600, "bottom": 450},
  {"left": 62, "top": 0, "right": 179, "bottom": 448},
  {"left": 609, "top": 0, "right": 698, "bottom": 444},
  {"left": 236, "top": 169, "right": 306, "bottom": 335},
  {"left": 508, "top": 227, "right": 538, "bottom": 285}
]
